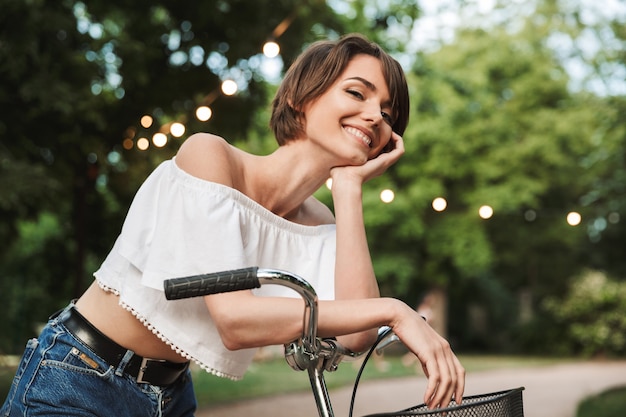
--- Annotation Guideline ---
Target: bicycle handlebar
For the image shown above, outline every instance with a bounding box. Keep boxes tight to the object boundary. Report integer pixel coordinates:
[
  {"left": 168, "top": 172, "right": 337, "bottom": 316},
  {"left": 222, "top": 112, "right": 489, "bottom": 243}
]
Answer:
[
  {"left": 163, "top": 267, "right": 398, "bottom": 417},
  {"left": 164, "top": 266, "right": 261, "bottom": 299},
  {"left": 164, "top": 267, "right": 323, "bottom": 365}
]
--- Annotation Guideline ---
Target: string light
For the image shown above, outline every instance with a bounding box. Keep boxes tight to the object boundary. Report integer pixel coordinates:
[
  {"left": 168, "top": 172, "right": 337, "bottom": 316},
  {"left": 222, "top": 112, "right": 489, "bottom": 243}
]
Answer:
[
  {"left": 263, "top": 41, "right": 280, "bottom": 58},
  {"left": 152, "top": 133, "right": 168, "bottom": 148},
  {"left": 122, "top": 138, "right": 134, "bottom": 150},
  {"left": 380, "top": 189, "right": 395, "bottom": 203},
  {"left": 432, "top": 197, "right": 447, "bottom": 212},
  {"left": 196, "top": 106, "right": 212, "bottom": 121},
  {"left": 126, "top": 10, "right": 300, "bottom": 151},
  {"left": 479, "top": 205, "right": 494, "bottom": 219},
  {"left": 136, "top": 137, "right": 149, "bottom": 150},
  {"left": 567, "top": 211, "right": 582, "bottom": 226},
  {"left": 170, "top": 122, "right": 185, "bottom": 137},
  {"left": 140, "top": 115, "right": 153, "bottom": 128},
  {"left": 221, "top": 79, "right": 238, "bottom": 96}
]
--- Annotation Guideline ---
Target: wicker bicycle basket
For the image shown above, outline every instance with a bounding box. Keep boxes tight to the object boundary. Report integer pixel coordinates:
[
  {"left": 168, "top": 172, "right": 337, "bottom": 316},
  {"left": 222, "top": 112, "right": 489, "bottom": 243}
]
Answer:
[{"left": 360, "top": 387, "right": 525, "bottom": 417}]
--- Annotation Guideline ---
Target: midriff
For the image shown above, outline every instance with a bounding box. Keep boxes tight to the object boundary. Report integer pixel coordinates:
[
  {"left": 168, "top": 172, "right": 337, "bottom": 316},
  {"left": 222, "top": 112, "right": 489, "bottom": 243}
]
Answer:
[{"left": 74, "top": 282, "right": 189, "bottom": 363}]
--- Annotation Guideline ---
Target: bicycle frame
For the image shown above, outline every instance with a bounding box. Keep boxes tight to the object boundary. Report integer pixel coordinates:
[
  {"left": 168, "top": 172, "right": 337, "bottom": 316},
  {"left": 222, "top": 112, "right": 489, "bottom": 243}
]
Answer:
[
  {"left": 164, "top": 267, "right": 525, "bottom": 417},
  {"left": 164, "top": 267, "right": 398, "bottom": 417},
  {"left": 164, "top": 267, "right": 384, "bottom": 417}
]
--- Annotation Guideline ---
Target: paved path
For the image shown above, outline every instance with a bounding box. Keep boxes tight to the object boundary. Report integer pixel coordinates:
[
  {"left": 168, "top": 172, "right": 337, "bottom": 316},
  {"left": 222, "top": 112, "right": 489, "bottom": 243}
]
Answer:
[{"left": 197, "top": 361, "right": 626, "bottom": 417}]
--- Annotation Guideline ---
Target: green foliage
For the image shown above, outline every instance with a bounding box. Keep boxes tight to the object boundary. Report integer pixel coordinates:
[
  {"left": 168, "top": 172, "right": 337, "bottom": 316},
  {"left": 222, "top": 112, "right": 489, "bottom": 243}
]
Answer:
[
  {"left": 0, "top": 0, "right": 344, "bottom": 353},
  {"left": 1, "top": 0, "right": 626, "bottom": 358},
  {"left": 577, "top": 386, "right": 626, "bottom": 417},
  {"left": 544, "top": 270, "right": 626, "bottom": 357},
  {"left": 0, "top": 212, "right": 74, "bottom": 353},
  {"left": 364, "top": 3, "right": 626, "bottom": 351}
]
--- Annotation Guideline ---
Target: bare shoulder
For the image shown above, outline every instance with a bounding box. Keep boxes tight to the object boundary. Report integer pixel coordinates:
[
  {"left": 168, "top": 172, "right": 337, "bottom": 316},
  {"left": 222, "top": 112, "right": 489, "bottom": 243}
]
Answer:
[
  {"left": 300, "top": 196, "right": 335, "bottom": 226},
  {"left": 175, "top": 133, "right": 238, "bottom": 185}
]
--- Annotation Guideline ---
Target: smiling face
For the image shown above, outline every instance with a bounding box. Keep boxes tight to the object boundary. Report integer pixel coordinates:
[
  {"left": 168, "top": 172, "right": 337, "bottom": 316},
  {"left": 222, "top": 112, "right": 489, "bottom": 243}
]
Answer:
[
  {"left": 270, "top": 34, "right": 409, "bottom": 147},
  {"left": 301, "top": 54, "right": 395, "bottom": 165}
]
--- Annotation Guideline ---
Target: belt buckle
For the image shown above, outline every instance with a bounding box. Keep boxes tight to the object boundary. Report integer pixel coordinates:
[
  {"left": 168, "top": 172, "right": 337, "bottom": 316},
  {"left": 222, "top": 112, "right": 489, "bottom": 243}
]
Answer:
[{"left": 136, "top": 357, "right": 166, "bottom": 384}]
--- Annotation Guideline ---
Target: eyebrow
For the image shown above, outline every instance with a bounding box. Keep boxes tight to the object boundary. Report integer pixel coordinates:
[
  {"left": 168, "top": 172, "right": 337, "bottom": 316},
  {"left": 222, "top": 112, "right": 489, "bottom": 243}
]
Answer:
[
  {"left": 347, "top": 76, "right": 377, "bottom": 91},
  {"left": 346, "top": 76, "right": 393, "bottom": 110}
]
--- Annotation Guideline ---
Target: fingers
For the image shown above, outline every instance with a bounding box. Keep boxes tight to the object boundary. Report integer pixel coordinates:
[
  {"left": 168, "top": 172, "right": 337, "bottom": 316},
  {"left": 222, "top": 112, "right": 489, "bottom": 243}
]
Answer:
[
  {"left": 420, "top": 338, "right": 465, "bottom": 409},
  {"left": 453, "top": 355, "right": 466, "bottom": 404},
  {"left": 376, "top": 132, "right": 404, "bottom": 162},
  {"left": 393, "top": 303, "right": 465, "bottom": 410},
  {"left": 390, "top": 131, "right": 405, "bottom": 154}
]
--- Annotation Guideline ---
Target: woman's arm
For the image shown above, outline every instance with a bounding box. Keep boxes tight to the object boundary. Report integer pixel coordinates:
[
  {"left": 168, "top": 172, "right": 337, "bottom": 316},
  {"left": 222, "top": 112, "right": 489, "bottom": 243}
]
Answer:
[
  {"left": 329, "top": 132, "right": 404, "bottom": 350},
  {"left": 205, "top": 290, "right": 463, "bottom": 409}
]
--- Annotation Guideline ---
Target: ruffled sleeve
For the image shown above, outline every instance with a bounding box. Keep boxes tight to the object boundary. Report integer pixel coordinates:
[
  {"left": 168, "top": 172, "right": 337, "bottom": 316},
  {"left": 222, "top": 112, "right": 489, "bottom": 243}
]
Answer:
[
  {"left": 93, "top": 158, "right": 337, "bottom": 379},
  {"left": 116, "top": 160, "right": 253, "bottom": 290}
]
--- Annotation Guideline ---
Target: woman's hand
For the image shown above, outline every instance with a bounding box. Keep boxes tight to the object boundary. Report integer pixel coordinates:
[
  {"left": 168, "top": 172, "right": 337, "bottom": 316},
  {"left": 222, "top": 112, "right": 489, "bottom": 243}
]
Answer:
[
  {"left": 330, "top": 131, "right": 404, "bottom": 186},
  {"left": 391, "top": 302, "right": 465, "bottom": 409}
]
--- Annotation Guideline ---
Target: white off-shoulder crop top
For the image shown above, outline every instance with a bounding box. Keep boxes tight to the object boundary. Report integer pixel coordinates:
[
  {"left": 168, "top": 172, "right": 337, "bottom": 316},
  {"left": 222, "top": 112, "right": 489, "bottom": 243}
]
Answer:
[{"left": 94, "top": 158, "right": 337, "bottom": 380}]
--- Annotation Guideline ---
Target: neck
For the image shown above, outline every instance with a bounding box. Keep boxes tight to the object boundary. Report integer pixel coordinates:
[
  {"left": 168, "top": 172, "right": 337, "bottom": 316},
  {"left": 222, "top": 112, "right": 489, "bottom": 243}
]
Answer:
[{"left": 243, "top": 141, "right": 332, "bottom": 218}]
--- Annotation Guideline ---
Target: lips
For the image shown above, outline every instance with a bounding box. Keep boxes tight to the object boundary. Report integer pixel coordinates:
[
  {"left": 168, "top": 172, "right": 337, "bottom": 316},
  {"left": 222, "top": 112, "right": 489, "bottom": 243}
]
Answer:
[{"left": 344, "top": 126, "right": 372, "bottom": 148}]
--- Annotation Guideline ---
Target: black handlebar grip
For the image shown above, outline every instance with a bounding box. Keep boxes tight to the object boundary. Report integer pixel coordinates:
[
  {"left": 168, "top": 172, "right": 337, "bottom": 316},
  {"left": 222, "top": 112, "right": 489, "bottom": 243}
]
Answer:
[{"left": 164, "top": 266, "right": 260, "bottom": 300}]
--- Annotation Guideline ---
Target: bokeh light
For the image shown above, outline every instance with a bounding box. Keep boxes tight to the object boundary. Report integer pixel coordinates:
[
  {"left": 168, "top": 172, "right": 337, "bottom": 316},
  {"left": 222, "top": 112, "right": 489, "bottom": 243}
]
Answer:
[
  {"left": 170, "top": 122, "right": 185, "bottom": 137},
  {"left": 221, "top": 80, "right": 238, "bottom": 96},
  {"left": 263, "top": 41, "right": 280, "bottom": 58},
  {"left": 432, "top": 197, "right": 447, "bottom": 212},
  {"left": 140, "top": 115, "right": 153, "bottom": 128},
  {"left": 567, "top": 211, "right": 582, "bottom": 226},
  {"left": 152, "top": 133, "right": 167, "bottom": 148},
  {"left": 137, "top": 137, "right": 149, "bottom": 150},
  {"left": 380, "top": 189, "right": 395, "bottom": 203},
  {"left": 479, "top": 205, "right": 494, "bottom": 219},
  {"left": 196, "top": 106, "right": 212, "bottom": 121}
]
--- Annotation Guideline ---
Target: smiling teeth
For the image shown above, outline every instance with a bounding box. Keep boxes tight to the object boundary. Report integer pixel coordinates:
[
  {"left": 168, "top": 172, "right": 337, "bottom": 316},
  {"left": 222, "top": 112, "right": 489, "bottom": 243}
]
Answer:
[{"left": 345, "top": 127, "right": 371, "bottom": 147}]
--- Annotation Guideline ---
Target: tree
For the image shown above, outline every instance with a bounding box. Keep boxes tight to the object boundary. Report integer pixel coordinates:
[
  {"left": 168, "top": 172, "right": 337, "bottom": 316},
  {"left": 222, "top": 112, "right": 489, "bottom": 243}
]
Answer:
[
  {"left": 0, "top": 0, "right": 426, "bottom": 355},
  {"left": 362, "top": 4, "right": 623, "bottom": 351},
  {"left": 0, "top": 0, "right": 344, "bottom": 353}
]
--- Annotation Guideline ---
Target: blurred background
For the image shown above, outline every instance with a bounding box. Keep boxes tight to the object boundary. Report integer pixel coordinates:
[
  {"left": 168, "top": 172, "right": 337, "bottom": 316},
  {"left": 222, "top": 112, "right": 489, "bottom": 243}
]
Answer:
[{"left": 1, "top": 0, "right": 625, "bottom": 363}]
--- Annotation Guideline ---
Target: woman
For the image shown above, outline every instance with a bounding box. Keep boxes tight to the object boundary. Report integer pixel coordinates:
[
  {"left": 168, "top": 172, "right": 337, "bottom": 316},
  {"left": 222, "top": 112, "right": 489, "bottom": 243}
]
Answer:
[{"left": 2, "top": 34, "right": 464, "bottom": 417}]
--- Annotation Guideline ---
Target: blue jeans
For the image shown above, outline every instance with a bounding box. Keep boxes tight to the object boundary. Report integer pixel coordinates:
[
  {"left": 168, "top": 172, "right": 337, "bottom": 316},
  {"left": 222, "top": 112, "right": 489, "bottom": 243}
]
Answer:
[{"left": 1, "top": 305, "right": 197, "bottom": 417}]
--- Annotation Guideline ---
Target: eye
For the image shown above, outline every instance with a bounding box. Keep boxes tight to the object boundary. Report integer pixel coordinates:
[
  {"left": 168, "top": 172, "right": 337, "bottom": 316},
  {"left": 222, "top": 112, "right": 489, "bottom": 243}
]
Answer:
[
  {"left": 346, "top": 89, "right": 364, "bottom": 100},
  {"left": 381, "top": 111, "right": 394, "bottom": 126}
]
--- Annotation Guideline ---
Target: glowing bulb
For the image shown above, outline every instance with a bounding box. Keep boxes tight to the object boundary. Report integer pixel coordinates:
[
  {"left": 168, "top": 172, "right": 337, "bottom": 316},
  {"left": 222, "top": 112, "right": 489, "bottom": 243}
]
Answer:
[
  {"left": 122, "top": 138, "right": 134, "bottom": 150},
  {"left": 140, "top": 115, "right": 153, "bottom": 128},
  {"left": 152, "top": 133, "right": 168, "bottom": 148},
  {"left": 432, "top": 197, "right": 447, "bottom": 212},
  {"left": 380, "top": 189, "right": 395, "bottom": 203},
  {"left": 196, "top": 106, "right": 212, "bottom": 121},
  {"left": 221, "top": 80, "right": 238, "bottom": 96},
  {"left": 136, "top": 137, "right": 149, "bottom": 150},
  {"left": 170, "top": 122, "right": 185, "bottom": 138},
  {"left": 263, "top": 41, "right": 280, "bottom": 58},
  {"left": 479, "top": 205, "right": 493, "bottom": 219},
  {"left": 567, "top": 211, "right": 582, "bottom": 226}
]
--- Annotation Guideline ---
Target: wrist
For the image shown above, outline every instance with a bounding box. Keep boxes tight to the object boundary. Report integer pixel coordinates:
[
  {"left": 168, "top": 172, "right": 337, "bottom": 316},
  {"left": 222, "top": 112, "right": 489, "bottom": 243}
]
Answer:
[
  {"left": 330, "top": 177, "right": 362, "bottom": 200},
  {"left": 384, "top": 298, "right": 407, "bottom": 329}
]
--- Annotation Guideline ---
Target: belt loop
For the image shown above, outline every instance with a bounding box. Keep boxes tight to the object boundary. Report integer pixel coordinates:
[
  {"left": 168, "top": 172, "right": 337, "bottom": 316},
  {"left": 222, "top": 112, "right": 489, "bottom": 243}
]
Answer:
[
  {"left": 49, "top": 303, "right": 73, "bottom": 322},
  {"left": 115, "top": 350, "right": 135, "bottom": 377}
]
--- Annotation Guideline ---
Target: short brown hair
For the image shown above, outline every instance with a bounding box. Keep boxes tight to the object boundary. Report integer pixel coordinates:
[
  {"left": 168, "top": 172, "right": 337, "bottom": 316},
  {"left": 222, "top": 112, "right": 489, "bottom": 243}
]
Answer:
[{"left": 270, "top": 34, "right": 410, "bottom": 145}]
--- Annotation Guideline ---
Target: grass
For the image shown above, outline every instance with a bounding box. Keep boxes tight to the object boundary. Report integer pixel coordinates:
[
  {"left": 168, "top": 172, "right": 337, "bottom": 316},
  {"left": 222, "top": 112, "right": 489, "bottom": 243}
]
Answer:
[
  {"left": 576, "top": 386, "right": 626, "bottom": 417},
  {"left": 1, "top": 353, "right": 604, "bottom": 412},
  {"left": 193, "top": 355, "right": 410, "bottom": 408},
  {"left": 191, "top": 354, "right": 568, "bottom": 408}
]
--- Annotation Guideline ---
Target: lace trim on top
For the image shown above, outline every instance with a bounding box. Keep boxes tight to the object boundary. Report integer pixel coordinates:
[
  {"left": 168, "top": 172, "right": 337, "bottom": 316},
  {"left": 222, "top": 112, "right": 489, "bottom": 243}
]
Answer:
[{"left": 96, "top": 280, "right": 242, "bottom": 381}]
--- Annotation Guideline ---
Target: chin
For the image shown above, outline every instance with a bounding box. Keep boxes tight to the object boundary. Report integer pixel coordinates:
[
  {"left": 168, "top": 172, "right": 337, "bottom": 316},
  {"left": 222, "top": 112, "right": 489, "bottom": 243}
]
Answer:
[{"left": 352, "top": 154, "right": 369, "bottom": 165}]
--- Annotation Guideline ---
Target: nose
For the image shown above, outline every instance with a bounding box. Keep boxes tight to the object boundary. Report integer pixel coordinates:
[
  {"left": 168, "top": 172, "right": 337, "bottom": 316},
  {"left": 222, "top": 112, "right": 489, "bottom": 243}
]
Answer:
[{"left": 362, "top": 103, "right": 384, "bottom": 125}]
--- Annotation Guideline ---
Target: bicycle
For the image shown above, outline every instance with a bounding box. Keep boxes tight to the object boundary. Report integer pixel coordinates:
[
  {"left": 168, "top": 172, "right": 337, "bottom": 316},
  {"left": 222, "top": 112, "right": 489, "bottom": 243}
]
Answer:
[{"left": 164, "top": 267, "right": 525, "bottom": 417}]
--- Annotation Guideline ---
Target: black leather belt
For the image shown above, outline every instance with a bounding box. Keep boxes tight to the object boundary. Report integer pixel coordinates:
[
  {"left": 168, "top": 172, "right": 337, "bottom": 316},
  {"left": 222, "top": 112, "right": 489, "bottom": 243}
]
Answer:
[{"left": 61, "top": 306, "right": 189, "bottom": 386}]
